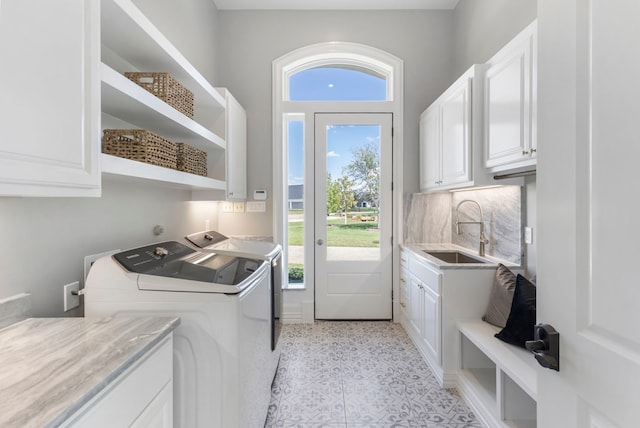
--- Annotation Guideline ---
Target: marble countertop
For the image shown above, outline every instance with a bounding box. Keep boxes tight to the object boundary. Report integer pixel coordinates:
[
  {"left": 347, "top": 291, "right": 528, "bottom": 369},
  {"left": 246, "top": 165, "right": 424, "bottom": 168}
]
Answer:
[
  {"left": 0, "top": 316, "right": 180, "bottom": 428},
  {"left": 402, "top": 243, "right": 520, "bottom": 270}
]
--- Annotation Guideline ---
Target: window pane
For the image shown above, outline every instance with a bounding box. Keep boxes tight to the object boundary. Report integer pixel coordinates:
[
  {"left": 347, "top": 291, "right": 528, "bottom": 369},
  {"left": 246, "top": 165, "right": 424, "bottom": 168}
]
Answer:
[
  {"left": 325, "top": 124, "right": 381, "bottom": 261},
  {"left": 289, "top": 67, "right": 386, "bottom": 101},
  {"left": 287, "top": 119, "right": 305, "bottom": 286}
]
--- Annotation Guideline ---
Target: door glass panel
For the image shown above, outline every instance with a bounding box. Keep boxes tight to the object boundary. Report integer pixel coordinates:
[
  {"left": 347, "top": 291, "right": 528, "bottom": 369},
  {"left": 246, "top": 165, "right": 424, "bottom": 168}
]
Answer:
[
  {"left": 324, "top": 124, "right": 381, "bottom": 261},
  {"left": 287, "top": 119, "right": 305, "bottom": 286}
]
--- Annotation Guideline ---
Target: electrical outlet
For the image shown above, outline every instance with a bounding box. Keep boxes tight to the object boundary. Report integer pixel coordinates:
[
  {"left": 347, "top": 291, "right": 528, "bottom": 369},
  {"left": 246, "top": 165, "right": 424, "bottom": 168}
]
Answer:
[
  {"left": 222, "top": 202, "right": 233, "bottom": 213},
  {"left": 64, "top": 281, "right": 80, "bottom": 312},
  {"left": 524, "top": 227, "right": 533, "bottom": 245},
  {"left": 246, "top": 201, "right": 266, "bottom": 212},
  {"left": 233, "top": 202, "right": 245, "bottom": 213}
]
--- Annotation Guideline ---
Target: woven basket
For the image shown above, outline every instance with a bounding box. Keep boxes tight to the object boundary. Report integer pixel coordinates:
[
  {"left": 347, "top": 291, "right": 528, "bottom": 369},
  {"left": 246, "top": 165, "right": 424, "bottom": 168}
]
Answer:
[
  {"left": 176, "top": 143, "right": 207, "bottom": 176},
  {"left": 102, "top": 129, "right": 177, "bottom": 169},
  {"left": 124, "top": 72, "right": 194, "bottom": 118}
]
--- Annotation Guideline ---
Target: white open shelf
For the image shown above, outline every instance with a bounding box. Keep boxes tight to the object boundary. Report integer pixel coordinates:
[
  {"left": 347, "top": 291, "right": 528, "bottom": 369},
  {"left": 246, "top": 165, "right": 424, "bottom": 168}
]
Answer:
[
  {"left": 101, "top": 0, "right": 225, "bottom": 112},
  {"left": 99, "top": 0, "right": 229, "bottom": 192},
  {"left": 101, "top": 64, "right": 225, "bottom": 151},
  {"left": 101, "top": 154, "right": 225, "bottom": 191}
]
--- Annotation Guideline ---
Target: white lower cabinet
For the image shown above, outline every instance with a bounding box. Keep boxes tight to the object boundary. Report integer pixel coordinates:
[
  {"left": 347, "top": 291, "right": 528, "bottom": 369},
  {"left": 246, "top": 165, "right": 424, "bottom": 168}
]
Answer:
[
  {"left": 401, "top": 248, "right": 498, "bottom": 387},
  {"left": 62, "top": 335, "right": 174, "bottom": 428}
]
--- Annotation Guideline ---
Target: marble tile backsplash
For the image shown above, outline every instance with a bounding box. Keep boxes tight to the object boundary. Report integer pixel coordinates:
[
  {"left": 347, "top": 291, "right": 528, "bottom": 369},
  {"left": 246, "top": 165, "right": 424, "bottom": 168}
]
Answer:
[{"left": 404, "top": 186, "right": 522, "bottom": 264}]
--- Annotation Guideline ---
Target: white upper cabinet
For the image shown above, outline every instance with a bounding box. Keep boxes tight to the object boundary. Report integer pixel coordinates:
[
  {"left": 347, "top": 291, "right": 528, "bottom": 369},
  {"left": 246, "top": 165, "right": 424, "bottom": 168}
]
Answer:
[
  {"left": 220, "top": 90, "right": 247, "bottom": 201},
  {"left": 419, "top": 65, "right": 489, "bottom": 192},
  {"left": 419, "top": 106, "right": 441, "bottom": 191},
  {"left": 484, "top": 20, "right": 537, "bottom": 172},
  {"left": 0, "top": 0, "right": 101, "bottom": 197},
  {"left": 100, "top": 0, "right": 227, "bottom": 192}
]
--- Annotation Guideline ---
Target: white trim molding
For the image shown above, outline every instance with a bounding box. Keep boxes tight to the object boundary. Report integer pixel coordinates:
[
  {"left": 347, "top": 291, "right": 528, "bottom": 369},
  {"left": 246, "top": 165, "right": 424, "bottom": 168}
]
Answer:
[{"left": 272, "top": 41, "right": 404, "bottom": 322}]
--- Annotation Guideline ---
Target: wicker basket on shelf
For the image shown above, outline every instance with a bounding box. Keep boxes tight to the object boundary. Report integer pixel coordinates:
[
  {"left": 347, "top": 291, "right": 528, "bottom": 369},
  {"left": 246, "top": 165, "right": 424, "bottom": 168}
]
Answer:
[
  {"left": 102, "top": 129, "right": 177, "bottom": 169},
  {"left": 176, "top": 142, "right": 207, "bottom": 177},
  {"left": 124, "top": 72, "right": 194, "bottom": 118}
]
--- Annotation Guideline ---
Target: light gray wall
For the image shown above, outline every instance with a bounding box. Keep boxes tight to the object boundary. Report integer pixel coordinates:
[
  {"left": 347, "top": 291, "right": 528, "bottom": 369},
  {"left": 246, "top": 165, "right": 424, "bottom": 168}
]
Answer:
[
  {"left": 452, "top": 0, "right": 538, "bottom": 276},
  {"left": 452, "top": 0, "right": 537, "bottom": 77},
  {"left": 0, "top": 181, "right": 218, "bottom": 317},
  {"left": 132, "top": 0, "right": 220, "bottom": 83},
  {"left": 216, "top": 10, "right": 455, "bottom": 236},
  {"left": 0, "top": 0, "right": 220, "bottom": 317}
]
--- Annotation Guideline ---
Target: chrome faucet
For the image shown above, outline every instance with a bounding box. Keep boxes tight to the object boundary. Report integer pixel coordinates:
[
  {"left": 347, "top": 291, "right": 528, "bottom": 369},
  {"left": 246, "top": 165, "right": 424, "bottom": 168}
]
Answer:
[{"left": 455, "top": 199, "right": 489, "bottom": 256}]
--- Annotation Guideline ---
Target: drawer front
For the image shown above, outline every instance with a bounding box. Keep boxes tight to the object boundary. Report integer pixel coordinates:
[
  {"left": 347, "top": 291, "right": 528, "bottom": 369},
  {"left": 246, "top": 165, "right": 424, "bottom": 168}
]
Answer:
[
  {"left": 400, "top": 267, "right": 408, "bottom": 307},
  {"left": 409, "top": 256, "right": 441, "bottom": 294},
  {"left": 400, "top": 249, "right": 409, "bottom": 269}
]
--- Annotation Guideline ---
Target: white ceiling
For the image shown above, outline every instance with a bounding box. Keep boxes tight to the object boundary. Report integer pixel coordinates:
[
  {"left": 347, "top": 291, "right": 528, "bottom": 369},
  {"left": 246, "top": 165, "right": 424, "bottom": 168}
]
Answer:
[{"left": 213, "top": 0, "right": 460, "bottom": 10}]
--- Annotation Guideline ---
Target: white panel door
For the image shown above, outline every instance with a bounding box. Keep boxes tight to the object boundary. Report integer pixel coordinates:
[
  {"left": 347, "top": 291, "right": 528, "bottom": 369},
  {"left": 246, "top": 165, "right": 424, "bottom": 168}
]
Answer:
[
  {"left": 419, "top": 106, "right": 440, "bottom": 191},
  {"left": 537, "top": 1, "right": 640, "bottom": 426},
  {"left": 0, "top": 0, "right": 100, "bottom": 197},
  {"left": 224, "top": 90, "right": 247, "bottom": 200},
  {"left": 484, "top": 21, "right": 536, "bottom": 170},
  {"left": 440, "top": 76, "right": 471, "bottom": 186},
  {"left": 314, "top": 113, "right": 392, "bottom": 319}
]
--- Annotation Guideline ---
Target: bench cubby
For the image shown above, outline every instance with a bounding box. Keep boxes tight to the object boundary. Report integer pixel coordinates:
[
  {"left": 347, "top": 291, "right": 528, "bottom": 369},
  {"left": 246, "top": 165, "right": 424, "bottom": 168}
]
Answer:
[{"left": 457, "top": 320, "right": 537, "bottom": 428}]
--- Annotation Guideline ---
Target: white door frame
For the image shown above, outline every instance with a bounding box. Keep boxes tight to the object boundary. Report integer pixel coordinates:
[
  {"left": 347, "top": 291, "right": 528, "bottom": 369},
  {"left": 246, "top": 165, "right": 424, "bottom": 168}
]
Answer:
[{"left": 272, "top": 42, "right": 404, "bottom": 323}]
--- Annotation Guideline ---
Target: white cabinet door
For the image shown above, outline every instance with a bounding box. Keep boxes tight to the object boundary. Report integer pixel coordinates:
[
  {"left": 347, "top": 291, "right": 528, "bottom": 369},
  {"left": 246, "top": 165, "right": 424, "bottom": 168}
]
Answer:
[
  {"left": 419, "top": 65, "right": 487, "bottom": 192},
  {"left": 0, "top": 0, "right": 100, "bottom": 197},
  {"left": 484, "top": 21, "right": 537, "bottom": 172},
  {"left": 419, "top": 106, "right": 440, "bottom": 191},
  {"left": 224, "top": 90, "right": 247, "bottom": 200},
  {"left": 408, "top": 275, "right": 424, "bottom": 339},
  {"left": 440, "top": 77, "right": 471, "bottom": 186},
  {"left": 421, "top": 284, "right": 441, "bottom": 365},
  {"left": 63, "top": 336, "right": 173, "bottom": 428}
]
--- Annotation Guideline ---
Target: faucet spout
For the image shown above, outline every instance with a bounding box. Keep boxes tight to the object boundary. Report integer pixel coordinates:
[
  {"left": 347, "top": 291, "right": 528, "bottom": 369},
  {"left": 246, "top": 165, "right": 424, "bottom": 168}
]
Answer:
[{"left": 455, "top": 199, "right": 489, "bottom": 256}]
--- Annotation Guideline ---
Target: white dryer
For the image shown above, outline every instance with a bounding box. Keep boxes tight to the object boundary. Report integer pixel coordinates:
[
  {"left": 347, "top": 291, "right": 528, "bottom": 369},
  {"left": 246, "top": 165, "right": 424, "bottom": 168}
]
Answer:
[
  {"left": 84, "top": 241, "right": 273, "bottom": 428},
  {"left": 185, "top": 230, "right": 283, "bottom": 351}
]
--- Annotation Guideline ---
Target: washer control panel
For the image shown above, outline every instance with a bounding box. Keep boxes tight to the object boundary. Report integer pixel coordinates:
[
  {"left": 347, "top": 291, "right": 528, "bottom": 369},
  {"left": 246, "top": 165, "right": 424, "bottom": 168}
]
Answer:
[{"left": 113, "top": 241, "right": 195, "bottom": 273}]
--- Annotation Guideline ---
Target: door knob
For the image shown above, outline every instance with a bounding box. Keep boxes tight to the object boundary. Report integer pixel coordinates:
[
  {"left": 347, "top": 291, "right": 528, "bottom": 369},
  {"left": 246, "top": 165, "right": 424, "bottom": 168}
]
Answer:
[
  {"left": 317, "top": 239, "right": 324, "bottom": 246},
  {"left": 525, "top": 323, "right": 560, "bottom": 371}
]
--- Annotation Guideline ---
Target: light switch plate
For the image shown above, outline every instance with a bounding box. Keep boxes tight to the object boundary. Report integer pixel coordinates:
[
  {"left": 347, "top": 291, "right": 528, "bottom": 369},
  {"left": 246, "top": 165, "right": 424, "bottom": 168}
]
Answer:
[
  {"left": 233, "top": 202, "right": 245, "bottom": 213},
  {"left": 524, "top": 227, "right": 533, "bottom": 244},
  {"left": 246, "top": 201, "right": 266, "bottom": 212}
]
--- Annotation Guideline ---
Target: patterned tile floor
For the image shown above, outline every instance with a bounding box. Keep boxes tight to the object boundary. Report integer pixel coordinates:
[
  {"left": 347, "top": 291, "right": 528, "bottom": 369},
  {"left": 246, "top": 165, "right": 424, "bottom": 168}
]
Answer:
[{"left": 265, "top": 321, "right": 481, "bottom": 428}]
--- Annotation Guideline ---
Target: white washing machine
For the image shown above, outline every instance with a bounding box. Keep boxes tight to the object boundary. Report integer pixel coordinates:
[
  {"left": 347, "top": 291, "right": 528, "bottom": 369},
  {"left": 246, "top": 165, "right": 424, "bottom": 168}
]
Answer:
[
  {"left": 185, "top": 230, "right": 283, "bottom": 352},
  {"left": 84, "top": 240, "right": 273, "bottom": 428}
]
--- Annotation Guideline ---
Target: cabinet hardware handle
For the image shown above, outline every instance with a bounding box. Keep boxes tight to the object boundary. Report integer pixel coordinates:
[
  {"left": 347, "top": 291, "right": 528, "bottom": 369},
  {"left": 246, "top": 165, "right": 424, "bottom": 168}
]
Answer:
[
  {"left": 522, "top": 149, "right": 530, "bottom": 155},
  {"left": 530, "top": 148, "right": 537, "bottom": 154},
  {"left": 400, "top": 302, "right": 406, "bottom": 308},
  {"left": 401, "top": 258, "right": 407, "bottom": 263},
  {"left": 400, "top": 278, "right": 406, "bottom": 283}
]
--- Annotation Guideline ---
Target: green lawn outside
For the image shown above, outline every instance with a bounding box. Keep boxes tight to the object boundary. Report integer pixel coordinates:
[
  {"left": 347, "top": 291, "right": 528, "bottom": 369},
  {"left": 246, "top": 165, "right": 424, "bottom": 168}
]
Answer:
[{"left": 288, "top": 217, "right": 380, "bottom": 247}]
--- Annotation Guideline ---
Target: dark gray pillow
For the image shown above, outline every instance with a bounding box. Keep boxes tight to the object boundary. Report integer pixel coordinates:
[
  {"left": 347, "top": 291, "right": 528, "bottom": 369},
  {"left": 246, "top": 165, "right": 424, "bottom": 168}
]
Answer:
[{"left": 482, "top": 264, "right": 517, "bottom": 328}]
